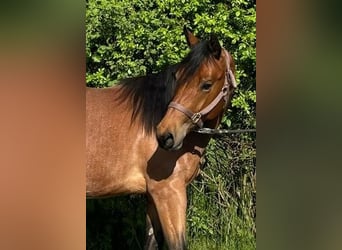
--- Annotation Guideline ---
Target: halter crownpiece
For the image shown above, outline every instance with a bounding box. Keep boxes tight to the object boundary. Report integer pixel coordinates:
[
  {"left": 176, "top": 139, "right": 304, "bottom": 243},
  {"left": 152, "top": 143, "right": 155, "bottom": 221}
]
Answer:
[{"left": 168, "top": 49, "right": 237, "bottom": 128}]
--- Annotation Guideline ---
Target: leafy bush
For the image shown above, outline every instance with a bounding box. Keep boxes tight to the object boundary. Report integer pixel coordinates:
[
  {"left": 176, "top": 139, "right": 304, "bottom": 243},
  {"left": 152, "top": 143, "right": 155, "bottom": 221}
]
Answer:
[{"left": 86, "top": 0, "right": 256, "bottom": 249}]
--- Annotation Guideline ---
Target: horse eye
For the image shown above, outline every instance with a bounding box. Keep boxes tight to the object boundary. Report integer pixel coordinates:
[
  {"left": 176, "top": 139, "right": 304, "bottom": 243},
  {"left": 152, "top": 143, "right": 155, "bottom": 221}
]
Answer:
[{"left": 201, "top": 82, "right": 212, "bottom": 92}]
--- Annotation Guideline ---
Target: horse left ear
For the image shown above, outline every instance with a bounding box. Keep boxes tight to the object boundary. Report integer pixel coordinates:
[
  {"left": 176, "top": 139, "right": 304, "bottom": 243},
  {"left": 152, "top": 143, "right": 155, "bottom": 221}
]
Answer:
[
  {"left": 184, "top": 26, "right": 200, "bottom": 48},
  {"left": 208, "top": 35, "right": 221, "bottom": 59}
]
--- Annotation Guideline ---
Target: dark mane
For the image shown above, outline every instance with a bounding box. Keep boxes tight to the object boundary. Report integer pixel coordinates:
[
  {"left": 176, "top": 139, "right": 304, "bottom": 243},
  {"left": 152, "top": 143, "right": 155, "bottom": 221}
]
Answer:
[{"left": 117, "top": 40, "right": 216, "bottom": 134}]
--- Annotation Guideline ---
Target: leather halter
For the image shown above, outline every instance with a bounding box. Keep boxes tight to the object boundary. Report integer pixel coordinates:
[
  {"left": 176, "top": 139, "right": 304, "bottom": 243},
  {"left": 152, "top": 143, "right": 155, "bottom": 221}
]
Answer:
[{"left": 168, "top": 49, "right": 237, "bottom": 128}]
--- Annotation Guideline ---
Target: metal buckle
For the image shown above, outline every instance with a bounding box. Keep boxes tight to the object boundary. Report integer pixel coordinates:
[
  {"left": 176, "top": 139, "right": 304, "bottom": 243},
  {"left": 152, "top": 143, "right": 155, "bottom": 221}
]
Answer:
[
  {"left": 191, "top": 113, "right": 202, "bottom": 124},
  {"left": 222, "top": 86, "right": 228, "bottom": 95}
]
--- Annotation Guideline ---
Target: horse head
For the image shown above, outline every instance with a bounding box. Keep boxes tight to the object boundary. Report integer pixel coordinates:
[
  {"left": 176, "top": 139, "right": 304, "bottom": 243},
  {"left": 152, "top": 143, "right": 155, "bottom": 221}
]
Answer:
[{"left": 156, "top": 27, "right": 237, "bottom": 150}]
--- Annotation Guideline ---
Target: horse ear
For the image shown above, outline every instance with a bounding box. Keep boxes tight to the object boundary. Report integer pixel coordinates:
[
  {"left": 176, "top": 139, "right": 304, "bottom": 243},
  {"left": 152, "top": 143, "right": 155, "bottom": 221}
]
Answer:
[
  {"left": 183, "top": 26, "right": 200, "bottom": 48},
  {"left": 208, "top": 34, "right": 222, "bottom": 59}
]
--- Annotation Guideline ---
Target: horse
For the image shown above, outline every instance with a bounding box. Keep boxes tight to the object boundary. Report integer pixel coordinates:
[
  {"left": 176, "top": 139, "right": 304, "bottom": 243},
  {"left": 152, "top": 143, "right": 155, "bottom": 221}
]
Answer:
[{"left": 86, "top": 26, "right": 237, "bottom": 250}]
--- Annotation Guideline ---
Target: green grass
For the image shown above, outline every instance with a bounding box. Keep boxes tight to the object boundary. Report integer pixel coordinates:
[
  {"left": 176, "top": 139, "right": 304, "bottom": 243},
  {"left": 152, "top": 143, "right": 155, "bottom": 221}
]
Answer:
[
  {"left": 186, "top": 135, "right": 256, "bottom": 250},
  {"left": 187, "top": 200, "right": 255, "bottom": 250},
  {"left": 186, "top": 188, "right": 256, "bottom": 250},
  {"left": 188, "top": 239, "right": 255, "bottom": 250}
]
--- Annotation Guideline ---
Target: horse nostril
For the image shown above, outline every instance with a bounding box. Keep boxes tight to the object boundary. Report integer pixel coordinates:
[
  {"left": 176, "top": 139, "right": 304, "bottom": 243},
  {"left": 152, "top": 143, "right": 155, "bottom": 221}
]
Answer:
[
  {"left": 164, "top": 133, "right": 174, "bottom": 148},
  {"left": 157, "top": 132, "right": 174, "bottom": 150}
]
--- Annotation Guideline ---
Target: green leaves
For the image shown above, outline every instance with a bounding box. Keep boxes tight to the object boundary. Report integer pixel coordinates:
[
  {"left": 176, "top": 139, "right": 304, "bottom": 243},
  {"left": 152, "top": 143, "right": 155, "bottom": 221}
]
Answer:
[
  {"left": 86, "top": 0, "right": 256, "bottom": 91},
  {"left": 232, "top": 90, "right": 256, "bottom": 115}
]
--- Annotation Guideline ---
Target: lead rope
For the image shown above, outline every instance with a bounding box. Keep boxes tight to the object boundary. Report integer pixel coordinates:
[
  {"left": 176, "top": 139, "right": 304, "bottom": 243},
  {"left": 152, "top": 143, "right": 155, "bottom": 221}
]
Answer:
[{"left": 195, "top": 127, "right": 256, "bottom": 135}]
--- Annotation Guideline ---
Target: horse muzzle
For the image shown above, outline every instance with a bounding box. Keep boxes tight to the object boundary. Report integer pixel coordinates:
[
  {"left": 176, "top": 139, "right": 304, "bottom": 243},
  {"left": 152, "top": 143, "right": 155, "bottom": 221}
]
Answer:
[
  {"left": 156, "top": 131, "right": 184, "bottom": 151},
  {"left": 157, "top": 132, "right": 174, "bottom": 149}
]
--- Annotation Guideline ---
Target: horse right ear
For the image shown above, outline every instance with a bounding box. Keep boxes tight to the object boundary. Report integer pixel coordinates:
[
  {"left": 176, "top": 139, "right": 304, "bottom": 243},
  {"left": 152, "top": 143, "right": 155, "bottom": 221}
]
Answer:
[
  {"left": 208, "top": 34, "right": 221, "bottom": 60},
  {"left": 183, "top": 26, "right": 200, "bottom": 48}
]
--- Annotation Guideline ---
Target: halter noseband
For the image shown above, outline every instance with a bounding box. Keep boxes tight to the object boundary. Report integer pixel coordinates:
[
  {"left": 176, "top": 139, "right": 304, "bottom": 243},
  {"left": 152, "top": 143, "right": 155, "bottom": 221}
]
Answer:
[{"left": 168, "top": 49, "right": 237, "bottom": 128}]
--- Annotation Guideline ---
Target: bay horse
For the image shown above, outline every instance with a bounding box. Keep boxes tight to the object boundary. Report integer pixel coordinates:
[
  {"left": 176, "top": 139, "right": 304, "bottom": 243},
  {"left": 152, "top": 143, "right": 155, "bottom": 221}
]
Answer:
[{"left": 86, "top": 27, "right": 237, "bottom": 250}]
